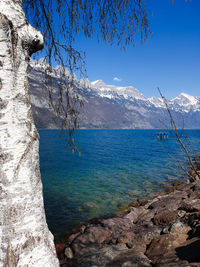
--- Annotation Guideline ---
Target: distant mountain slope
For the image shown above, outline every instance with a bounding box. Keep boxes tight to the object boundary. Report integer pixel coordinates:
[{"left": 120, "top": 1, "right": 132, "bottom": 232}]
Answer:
[{"left": 29, "top": 59, "right": 200, "bottom": 129}]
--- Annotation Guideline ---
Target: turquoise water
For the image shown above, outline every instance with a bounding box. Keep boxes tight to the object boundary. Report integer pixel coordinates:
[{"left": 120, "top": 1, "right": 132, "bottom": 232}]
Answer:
[{"left": 39, "top": 129, "right": 200, "bottom": 242}]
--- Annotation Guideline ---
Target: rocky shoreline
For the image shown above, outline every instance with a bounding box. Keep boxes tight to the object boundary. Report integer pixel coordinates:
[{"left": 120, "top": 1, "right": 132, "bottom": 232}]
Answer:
[{"left": 56, "top": 164, "right": 200, "bottom": 266}]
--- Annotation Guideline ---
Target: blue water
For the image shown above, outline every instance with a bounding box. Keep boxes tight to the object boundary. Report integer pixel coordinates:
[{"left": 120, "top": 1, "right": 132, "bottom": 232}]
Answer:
[{"left": 39, "top": 129, "right": 200, "bottom": 242}]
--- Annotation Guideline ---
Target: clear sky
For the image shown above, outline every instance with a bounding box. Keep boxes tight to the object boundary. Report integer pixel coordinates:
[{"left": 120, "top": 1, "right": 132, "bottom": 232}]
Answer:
[{"left": 73, "top": 0, "right": 200, "bottom": 99}]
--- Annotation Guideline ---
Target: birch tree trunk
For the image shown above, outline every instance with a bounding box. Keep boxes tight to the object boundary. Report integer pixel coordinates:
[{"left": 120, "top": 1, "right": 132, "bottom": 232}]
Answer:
[{"left": 0, "top": 1, "right": 59, "bottom": 266}]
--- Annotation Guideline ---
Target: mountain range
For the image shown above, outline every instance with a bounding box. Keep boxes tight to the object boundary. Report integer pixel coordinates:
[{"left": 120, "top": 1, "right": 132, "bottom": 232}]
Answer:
[{"left": 29, "top": 59, "right": 200, "bottom": 129}]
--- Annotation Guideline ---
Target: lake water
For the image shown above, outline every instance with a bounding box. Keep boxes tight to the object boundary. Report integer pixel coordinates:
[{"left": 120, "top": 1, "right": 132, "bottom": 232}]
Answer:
[{"left": 39, "top": 129, "right": 200, "bottom": 242}]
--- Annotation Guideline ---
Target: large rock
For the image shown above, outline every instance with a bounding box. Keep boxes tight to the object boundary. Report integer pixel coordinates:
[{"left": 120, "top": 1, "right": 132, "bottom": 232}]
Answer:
[
  {"left": 123, "top": 206, "right": 146, "bottom": 223},
  {"left": 71, "top": 225, "right": 112, "bottom": 256},
  {"left": 148, "top": 192, "right": 187, "bottom": 212},
  {"left": 102, "top": 217, "right": 133, "bottom": 235},
  {"left": 118, "top": 225, "right": 162, "bottom": 250},
  {"left": 75, "top": 244, "right": 128, "bottom": 266},
  {"left": 146, "top": 224, "right": 190, "bottom": 265},
  {"left": 106, "top": 249, "right": 152, "bottom": 267},
  {"left": 179, "top": 199, "right": 200, "bottom": 212},
  {"left": 153, "top": 210, "right": 178, "bottom": 225}
]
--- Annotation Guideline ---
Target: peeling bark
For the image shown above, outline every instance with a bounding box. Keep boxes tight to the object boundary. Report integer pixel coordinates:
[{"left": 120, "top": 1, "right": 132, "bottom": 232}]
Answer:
[{"left": 0, "top": 1, "right": 59, "bottom": 266}]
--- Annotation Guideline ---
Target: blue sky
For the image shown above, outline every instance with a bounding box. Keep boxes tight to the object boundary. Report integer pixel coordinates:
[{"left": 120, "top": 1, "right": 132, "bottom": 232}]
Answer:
[{"left": 74, "top": 0, "right": 200, "bottom": 99}]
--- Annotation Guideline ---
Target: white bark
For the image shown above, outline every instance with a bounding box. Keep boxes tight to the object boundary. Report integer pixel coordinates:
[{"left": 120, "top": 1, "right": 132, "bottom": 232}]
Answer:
[{"left": 0, "top": 1, "right": 59, "bottom": 266}]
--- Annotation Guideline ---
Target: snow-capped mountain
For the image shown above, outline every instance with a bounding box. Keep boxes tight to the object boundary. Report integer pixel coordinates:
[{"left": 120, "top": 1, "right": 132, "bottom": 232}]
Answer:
[
  {"left": 28, "top": 60, "right": 200, "bottom": 129},
  {"left": 170, "top": 93, "right": 200, "bottom": 113},
  {"left": 91, "top": 80, "right": 146, "bottom": 101},
  {"left": 148, "top": 97, "right": 165, "bottom": 108}
]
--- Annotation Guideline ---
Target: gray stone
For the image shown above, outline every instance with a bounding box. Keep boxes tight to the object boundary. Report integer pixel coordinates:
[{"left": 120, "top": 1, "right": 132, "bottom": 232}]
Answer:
[{"left": 64, "top": 247, "right": 73, "bottom": 259}]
